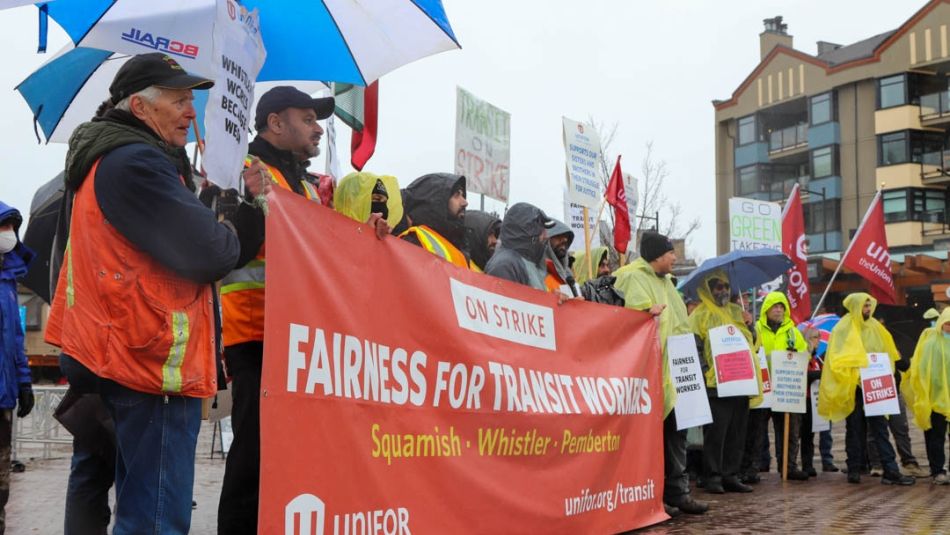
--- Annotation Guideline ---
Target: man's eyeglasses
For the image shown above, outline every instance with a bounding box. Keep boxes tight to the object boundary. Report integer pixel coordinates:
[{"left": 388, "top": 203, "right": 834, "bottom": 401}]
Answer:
[{"left": 711, "top": 282, "right": 730, "bottom": 291}]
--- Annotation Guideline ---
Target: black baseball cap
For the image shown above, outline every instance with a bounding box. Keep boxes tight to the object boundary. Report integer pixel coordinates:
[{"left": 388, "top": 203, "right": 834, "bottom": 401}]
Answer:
[
  {"left": 254, "top": 86, "right": 335, "bottom": 130},
  {"left": 109, "top": 53, "right": 214, "bottom": 105}
]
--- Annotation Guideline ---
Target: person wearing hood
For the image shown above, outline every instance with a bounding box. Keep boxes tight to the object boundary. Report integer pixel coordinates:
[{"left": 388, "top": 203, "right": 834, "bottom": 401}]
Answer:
[
  {"left": 750, "top": 292, "right": 809, "bottom": 482},
  {"left": 400, "top": 173, "right": 477, "bottom": 270},
  {"left": 484, "top": 203, "right": 557, "bottom": 292},
  {"left": 0, "top": 202, "right": 34, "bottom": 532},
  {"left": 817, "top": 292, "right": 915, "bottom": 486},
  {"left": 901, "top": 307, "right": 950, "bottom": 485},
  {"left": 689, "top": 270, "right": 761, "bottom": 495},
  {"left": 543, "top": 220, "right": 579, "bottom": 296},
  {"left": 613, "top": 232, "right": 708, "bottom": 515},
  {"left": 464, "top": 210, "right": 501, "bottom": 271},
  {"left": 334, "top": 172, "right": 403, "bottom": 238},
  {"left": 924, "top": 307, "right": 940, "bottom": 327},
  {"left": 44, "top": 53, "right": 243, "bottom": 534}
]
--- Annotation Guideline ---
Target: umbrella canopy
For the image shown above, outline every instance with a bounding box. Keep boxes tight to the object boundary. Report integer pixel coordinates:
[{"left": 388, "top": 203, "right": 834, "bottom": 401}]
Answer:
[
  {"left": 677, "top": 248, "right": 794, "bottom": 299},
  {"left": 44, "top": 0, "right": 460, "bottom": 85},
  {"left": 20, "top": 173, "right": 65, "bottom": 303},
  {"left": 797, "top": 313, "right": 840, "bottom": 358}
]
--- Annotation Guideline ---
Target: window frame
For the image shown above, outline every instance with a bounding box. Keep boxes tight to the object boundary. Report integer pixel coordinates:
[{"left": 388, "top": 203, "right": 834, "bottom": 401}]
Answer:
[
  {"left": 809, "top": 91, "right": 835, "bottom": 126},
  {"left": 737, "top": 114, "right": 757, "bottom": 146},
  {"left": 810, "top": 145, "right": 837, "bottom": 179},
  {"left": 877, "top": 74, "right": 908, "bottom": 110}
]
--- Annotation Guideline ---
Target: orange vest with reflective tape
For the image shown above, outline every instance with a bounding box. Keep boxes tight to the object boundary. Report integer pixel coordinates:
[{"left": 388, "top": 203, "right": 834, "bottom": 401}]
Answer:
[
  {"left": 220, "top": 160, "right": 317, "bottom": 346},
  {"left": 45, "top": 159, "right": 217, "bottom": 397},
  {"left": 399, "top": 225, "right": 480, "bottom": 271}
]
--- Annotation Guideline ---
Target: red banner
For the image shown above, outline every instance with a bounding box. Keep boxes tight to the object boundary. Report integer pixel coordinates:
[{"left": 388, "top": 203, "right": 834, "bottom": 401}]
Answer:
[
  {"left": 781, "top": 184, "right": 811, "bottom": 323},
  {"left": 842, "top": 191, "right": 897, "bottom": 305},
  {"left": 259, "top": 189, "right": 665, "bottom": 534}
]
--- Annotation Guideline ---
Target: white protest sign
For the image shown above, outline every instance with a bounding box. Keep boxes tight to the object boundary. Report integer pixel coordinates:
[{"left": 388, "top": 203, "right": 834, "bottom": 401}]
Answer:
[
  {"left": 667, "top": 334, "right": 712, "bottom": 430},
  {"left": 755, "top": 348, "right": 773, "bottom": 409},
  {"left": 708, "top": 325, "right": 759, "bottom": 397},
  {"left": 728, "top": 197, "right": 781, "bottom": 251},
  {"left": 202, "top": 0, "right": 266, "bottom": 190},
  {"left": 562, "top": 117, "right": 603, "bottom": 209},
  {"left": 860, "top": 352, "right": 900, "bottom": 417},
  {"left": 770, "top": 351, "right": 809, "bottom": 413},
  {"left": 563, "top": 194, "right": 600, "bottom": 252},
  {"left": 624, "top": 173, "right": 639, "bottom": 246},
  {"left": 810, "top": 380, "right": 831, "bottom": 433},
  {"left": 455, "top": 87, "right": 511, "bottom": 202}
]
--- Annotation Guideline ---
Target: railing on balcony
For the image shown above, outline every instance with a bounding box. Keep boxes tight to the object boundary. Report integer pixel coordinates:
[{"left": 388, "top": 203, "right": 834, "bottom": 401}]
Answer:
[
  {"left": 921, "top": 148, "right": 950, "bottom": 169},
  {"left": 920, "top": 90, "right": 950, "bottom": 121},
  {"left": 768, "top": 123, "right": 808, "bottom": 153}
]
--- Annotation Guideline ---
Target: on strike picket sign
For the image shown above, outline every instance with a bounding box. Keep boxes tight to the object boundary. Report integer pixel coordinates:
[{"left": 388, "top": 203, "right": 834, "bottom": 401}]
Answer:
[
  {"left": 454, "top": 87, "right": 511, "bottom": 203},
  {"left": 708, "top": 325, "right": 758, "bottom": 397},
  {"left": 860, "top": 353, "right": 900, "bottom": 417},
  {"left": 260, "top": 189, "right": 666, "bottom": 534}
]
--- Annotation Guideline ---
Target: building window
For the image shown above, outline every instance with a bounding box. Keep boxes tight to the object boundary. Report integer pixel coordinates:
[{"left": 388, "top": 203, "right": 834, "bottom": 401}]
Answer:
[
  {"left": 878, "top": 75, "right": 907, "bottom": 109},
  {"left": 879, "top": 132, "right": 908, "bottom": 165},
  {"left": 803, "top": 199, "right": 841, "bottom": 235},
  {"left": 738, "top": 115, "right": 756, "bottom": 146},
  {"left": 811, "top": 146, "right": 836, "bottom": 178},
  {"left": 882, "top": 188, "right": 948, "bottom": 223},
  {"left": 736, "top": 165, "right": 759, "bottom": 195},
  {"left": 810, "top": 92, "right": 834, "bottom": 125},
  {"left": 877, "top": 130, "right": 947, "bottom": 166}
]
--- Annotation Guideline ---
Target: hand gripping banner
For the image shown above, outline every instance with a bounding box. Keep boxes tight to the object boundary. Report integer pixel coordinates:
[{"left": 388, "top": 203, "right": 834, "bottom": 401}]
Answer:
[{"left": 259, "top": 188, "right": 665, "bottom": 534}]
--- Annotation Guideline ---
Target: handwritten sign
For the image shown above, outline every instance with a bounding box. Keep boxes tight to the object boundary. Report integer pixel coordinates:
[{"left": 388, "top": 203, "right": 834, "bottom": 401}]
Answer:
[{"left": 455, "top": 87, "right": 510, "bottom": 202}]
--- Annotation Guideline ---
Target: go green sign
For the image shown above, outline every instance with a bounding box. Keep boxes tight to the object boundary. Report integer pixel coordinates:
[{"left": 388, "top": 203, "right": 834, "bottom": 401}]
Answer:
[{"left": 729, "top": 197, "right": 781, "bottom": 251}]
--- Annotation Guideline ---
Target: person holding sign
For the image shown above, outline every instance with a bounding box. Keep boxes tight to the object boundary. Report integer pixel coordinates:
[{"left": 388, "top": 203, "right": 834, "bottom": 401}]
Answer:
[
  {"left": 614, "top": 231, "right": 709, "bottom": 515},
  {"left": 902, "top": 307, "right": 950, "bottom": 485},
  {"left": 689, "top": 271, "right": 761, "bottom": 495},
  {"left": 817, "top": 293, "right": 915, "bottom": 486}
]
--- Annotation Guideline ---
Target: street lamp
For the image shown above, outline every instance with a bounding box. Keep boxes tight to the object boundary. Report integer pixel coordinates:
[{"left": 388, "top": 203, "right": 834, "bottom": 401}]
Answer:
[{"left": 800, "top": 186, "right": 828, "bottom": 252}]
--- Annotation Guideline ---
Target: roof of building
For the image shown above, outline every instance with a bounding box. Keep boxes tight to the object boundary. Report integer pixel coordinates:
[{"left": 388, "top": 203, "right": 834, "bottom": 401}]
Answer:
[{"left": 816, "top": 30, "right": 897, "bottom": 66}]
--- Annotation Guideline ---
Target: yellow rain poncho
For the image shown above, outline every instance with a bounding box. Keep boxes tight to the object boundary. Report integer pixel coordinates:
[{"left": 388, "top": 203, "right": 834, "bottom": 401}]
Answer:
[
  {"left": 572, "top": 246, "right": 608, "bottom": 285},
  {"left": 687, "top": 270, "right": 762, "bottom": 405},
  {"left": 901, "top": 307, "right": 950, "bottom": 430},
  {"left": 613, "top": 256, "right": 689, "bottom": 418},
  {"left": 333, "top": 172, "right": 403, "bottom": 227},
  {"left": 817, "top": 292, "right": 900, "bottom": 422}
]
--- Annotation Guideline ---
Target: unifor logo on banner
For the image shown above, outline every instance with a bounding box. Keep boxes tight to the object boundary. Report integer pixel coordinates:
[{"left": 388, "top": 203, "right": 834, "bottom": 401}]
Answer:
[{"left": 284, "top": 494, "right": 410, "bottom": 535}]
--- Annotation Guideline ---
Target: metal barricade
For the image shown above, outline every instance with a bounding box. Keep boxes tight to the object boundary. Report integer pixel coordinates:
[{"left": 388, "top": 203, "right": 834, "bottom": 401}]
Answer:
[{"left": 13, "top": 385, "right": 71, "bottom": 459}]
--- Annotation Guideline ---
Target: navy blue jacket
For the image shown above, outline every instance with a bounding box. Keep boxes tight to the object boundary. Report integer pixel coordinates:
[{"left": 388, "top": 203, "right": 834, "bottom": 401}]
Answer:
[{"left": 0, "top": 201, "right": 33, "bottom": 409}]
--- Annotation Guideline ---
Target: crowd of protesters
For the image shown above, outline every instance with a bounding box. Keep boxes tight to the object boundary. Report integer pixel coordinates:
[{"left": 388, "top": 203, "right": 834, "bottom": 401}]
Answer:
[{"left": 0, "top": 52, "right": 948, "bottom": 533}]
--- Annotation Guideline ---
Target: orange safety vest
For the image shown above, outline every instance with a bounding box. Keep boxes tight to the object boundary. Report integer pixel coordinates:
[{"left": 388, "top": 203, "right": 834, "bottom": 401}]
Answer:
[
  {"left": 399, "top": 225, "right": 480, "bottom": 271},
  {"left": 45, "top": 160, "right": 217, "bottom": 397},
  {"left": 220, "top": 160, "right": 318, "bottom": 346},
  {"left": 544, "top": 258, "right": 565, "bottom": 293}
]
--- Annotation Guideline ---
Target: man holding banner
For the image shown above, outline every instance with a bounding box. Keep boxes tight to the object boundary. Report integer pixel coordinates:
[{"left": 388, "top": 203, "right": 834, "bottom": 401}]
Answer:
[
  {"left": 817, "top": 293, "right": 914, "bottom": 486},
  {"left": 614, "top": 232, "right": 709, "bottom": 515}
]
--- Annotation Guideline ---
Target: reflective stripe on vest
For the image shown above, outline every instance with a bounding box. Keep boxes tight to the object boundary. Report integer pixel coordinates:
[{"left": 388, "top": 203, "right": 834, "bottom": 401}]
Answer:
[
  {"left": 399, "top": 225, "right": 474, "bottom": 270},
  {"left": 244, "top": 157, "right": 315, "bottom": 201},
  {"left": 161, "top": 311, "right": 190, "bottom": 392},
  {"left": 65, "top": 240, "right": 75, "bottom": 307},
  {"left": 220, "top": 259, "right": 265, "bottom": 295}
]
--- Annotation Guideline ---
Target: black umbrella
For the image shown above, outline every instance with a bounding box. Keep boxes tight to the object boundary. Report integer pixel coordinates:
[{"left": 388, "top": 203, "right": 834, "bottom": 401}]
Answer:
[{"left": 21, "top": 173, "right": 64, "bottom": 303}]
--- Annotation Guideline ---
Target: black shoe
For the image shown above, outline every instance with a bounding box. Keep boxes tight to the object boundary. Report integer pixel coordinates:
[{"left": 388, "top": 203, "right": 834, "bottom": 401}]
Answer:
[
  {"left": 664, "top": 503, "right": 681, "bottom": 518},
  {"left": 787, "top": 469, "right": 810, "bottom": 481},
  {"left": 881, "top": 472, "right": 916, "bottom": 486},
  {"left": 722, "top": 477, "right": 754, "bottom": 493},
  {"left": 822, "top": 463, "right": 840, "bottom": 473},
  {"left": 805, "top": 466, "right": 817, "bottom": 477},
  {"left": 704, "top": 478, "right": 725, "bottom": 494},
  {"left": 847, "top": 471, "right": 861, "bottom": 484},
  {"left": 758, "top": 465, "right": 770, "bottom": 473},
  {"left": 740, "top": 472, "right": 761, "bottom": 484},
  {"left": 668, "top": 496, "right": 709, "bottom": 515}
]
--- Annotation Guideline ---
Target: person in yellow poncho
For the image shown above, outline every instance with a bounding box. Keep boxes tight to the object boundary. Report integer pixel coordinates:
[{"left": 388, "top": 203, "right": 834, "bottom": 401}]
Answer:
[
  {"left": 901, "top": 307, "right": 950, "bottom": 485},
  {"left": 613, "top": 232, "right": 708, "bottom": 515},
  {"left": 817, "top": 292, "right": 914, "bottom": 486},
  {"left": 333, "top": 171, "right": 403, "bottom": 236},
  {"left": 688, "top": 270, "right": 760, "bottom": 495}
]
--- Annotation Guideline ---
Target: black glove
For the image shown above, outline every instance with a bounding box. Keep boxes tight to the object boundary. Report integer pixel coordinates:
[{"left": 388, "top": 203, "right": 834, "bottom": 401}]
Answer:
[{"left": 17, "top": 384, "right": 34, "bottom": 418}]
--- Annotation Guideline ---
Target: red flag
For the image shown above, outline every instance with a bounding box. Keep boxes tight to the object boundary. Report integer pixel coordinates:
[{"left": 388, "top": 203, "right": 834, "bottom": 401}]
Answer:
[
  {"left": 350, "top": 81, "right": 378, "bottom": 170},
  {"left": 781, "top": 184, "right": 811, "bottom": 324},
  {"left": 841, "top": 191, "right": 897, "bottom": 304},
  {"left": 605, "top": 155, "right": 631, "bottom": 253}
]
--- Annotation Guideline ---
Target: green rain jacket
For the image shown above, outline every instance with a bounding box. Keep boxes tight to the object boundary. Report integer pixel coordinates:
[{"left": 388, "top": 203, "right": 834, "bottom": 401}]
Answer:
[{"left": 756, "top": 292, "right": 807, "bottom": 367}]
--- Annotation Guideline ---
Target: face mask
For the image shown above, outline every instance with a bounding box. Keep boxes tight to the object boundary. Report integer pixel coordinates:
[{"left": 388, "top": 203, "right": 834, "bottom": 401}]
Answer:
[
  {"left": 0, "top": 229, "right": 16, "bottom": 254},
  {"left": 943, "top": 331, "right": 950, "bottom": 340},
  {"left": 370, "top": 201, "right": 389, "bottom": 221}
]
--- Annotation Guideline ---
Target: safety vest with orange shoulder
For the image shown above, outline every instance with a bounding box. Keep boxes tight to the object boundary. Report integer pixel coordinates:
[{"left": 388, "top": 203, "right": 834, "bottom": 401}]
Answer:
[{"left": 399, "top": 225, "right": 481, "bottom": 272}]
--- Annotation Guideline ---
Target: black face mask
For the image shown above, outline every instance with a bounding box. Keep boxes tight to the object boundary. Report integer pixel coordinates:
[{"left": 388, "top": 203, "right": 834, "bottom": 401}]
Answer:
[{"left": 371, "top": 201, "right": 389, "bottom": 221}]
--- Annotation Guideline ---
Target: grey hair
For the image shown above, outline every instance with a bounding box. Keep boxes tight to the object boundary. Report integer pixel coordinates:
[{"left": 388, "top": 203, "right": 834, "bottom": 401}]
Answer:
[{"left": 114, "top": 86, "right": 164, "bottom": 112}]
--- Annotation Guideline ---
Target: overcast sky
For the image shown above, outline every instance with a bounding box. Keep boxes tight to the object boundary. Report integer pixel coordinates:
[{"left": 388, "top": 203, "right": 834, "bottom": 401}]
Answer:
[{"left": 0, "top": 0, "right": 919, "bottom": 259}]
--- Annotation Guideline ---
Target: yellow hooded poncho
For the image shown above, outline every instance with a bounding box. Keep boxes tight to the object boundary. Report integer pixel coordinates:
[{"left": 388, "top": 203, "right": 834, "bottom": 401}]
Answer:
[
  {"left": 573, "top": 246, "right": 608, "bottom": 285},
  {"left": 613, "top": 256, "right": 690, "bottom": 418},
  {"left": 333, "top": 172, "right": 403, "bottom": 228},
  {"left": 901, "top": 307, "right": 950, "bottom": 430},
  {"left": 817, "top": 292, "right": 901, "bottom": 422},
  {"left": 687, "top": 270, "right": 762, "bottom": 405}
]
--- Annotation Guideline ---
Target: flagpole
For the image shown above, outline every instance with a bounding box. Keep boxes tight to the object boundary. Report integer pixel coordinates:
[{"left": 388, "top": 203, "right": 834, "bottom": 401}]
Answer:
[{"left": 809, "top": 190, "right": 882, "bottom": 319}]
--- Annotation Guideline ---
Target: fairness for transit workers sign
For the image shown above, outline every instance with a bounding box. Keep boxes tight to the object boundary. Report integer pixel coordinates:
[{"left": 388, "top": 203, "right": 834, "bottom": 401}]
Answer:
[
  {"left": 563, "top": 193, "right": 601, "bottom": 252},
  {"left": 562, "top": 117, "right": 603, "bottom": 209},
  {"left": 860, "top": 353, "right": 900, "bottom": 417},
  {"left": 769, "top": 351, "right": 809, "bottom": 414},
  {"left": 666, "top": 335, "right": 712, "bottom": 430},
  {"left": 454, "top": 87, "right": 511, "bottom": 202},
  {"left": 708, "top": 325, "right": 758, "bottom": 397},
  {"left": 202, "top": 0, "right": 266, "bottom": 191},
  {"left": 260, "top": 189, "right": 666, "bottom": 534},
  {"left": 728, "top": 197, "right": 782, "bottom": 251}
]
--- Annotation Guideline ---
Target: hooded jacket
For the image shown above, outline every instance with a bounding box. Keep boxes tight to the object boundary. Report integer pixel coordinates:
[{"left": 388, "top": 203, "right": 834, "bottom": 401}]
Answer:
[
  {"left": 818, "top": 292, "right": 901, "bottom": 422},
  {"left": 902, "top": 307, "right": 950, "bottom": 430},
  {"left": 573, "top": 246, "right": 608, "bottom": 286},
  {"left": 464, "top": 210, "right": 501, "bottom": 271},
  {"left": 543, "top": 219, "right": 576, "bottom": 292},
  {"left": 334, "top": 172, "right": 403, "bottom": 227},
  {"left": 401, "top": 173, "right": 468, "bottom": 250},
  {"left": 756, "top": 292, "right": 807, "bottom": 363},
  {"left": 0, "top": 202, "right": 33, "bottom": 409},
  {"left": 485, "top": 203, "right": 550, "bottom": 291}
]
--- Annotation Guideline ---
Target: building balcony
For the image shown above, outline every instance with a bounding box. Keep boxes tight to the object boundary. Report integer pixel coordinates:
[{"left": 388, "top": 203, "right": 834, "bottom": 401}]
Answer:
[
  {"left": 920, "top": 91, "right": 950, "bottom": 127},
  {"left": 921, "top": 149, "right": 950, "bottom": 185},
  {"left": 768, "top": 123, "right": 808, "bottom": 155}
]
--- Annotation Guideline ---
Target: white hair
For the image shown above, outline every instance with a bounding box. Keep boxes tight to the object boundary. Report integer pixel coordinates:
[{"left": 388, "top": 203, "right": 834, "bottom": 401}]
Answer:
[{"left": 114, "top": 86, "right": 164, "bottom": 112}]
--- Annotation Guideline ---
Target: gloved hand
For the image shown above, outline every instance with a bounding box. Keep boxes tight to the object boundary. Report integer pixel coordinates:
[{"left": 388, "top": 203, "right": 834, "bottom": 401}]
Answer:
[{"left": 17, "top": 384, "right": 34, "bottom": 418}]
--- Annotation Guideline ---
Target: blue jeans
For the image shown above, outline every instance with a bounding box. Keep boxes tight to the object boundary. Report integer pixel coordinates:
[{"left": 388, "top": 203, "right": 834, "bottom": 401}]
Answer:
[
  {"left": 65, "top": 435, "right": 114, "bottom": 535},
  {"left": 845, "top": 389, "right": 899, "bottom": 475},
  {"left": 819, "top": 428, "right": 834, "bottom": 464}
]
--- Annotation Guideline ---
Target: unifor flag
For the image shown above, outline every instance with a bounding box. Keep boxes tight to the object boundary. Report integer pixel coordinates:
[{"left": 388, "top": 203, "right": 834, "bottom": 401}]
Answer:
[
  {"left": 841, "top": 191, "right": 897, "bottom": 305},
  {"left": 781, "top": 184, "right": 811, "bottom": 323},
  {"left": 605, "top": 155, "right": 631, "bottom": 253}
]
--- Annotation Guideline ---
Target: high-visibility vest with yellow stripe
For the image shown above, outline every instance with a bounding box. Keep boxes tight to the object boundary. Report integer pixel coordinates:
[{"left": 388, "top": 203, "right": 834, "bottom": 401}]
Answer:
[
  {"left": 400, "top": 225, "right": 480, "bottom": 272},
  {"left": 220, "top": 160, "right": 319, "bottom": 346}
]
